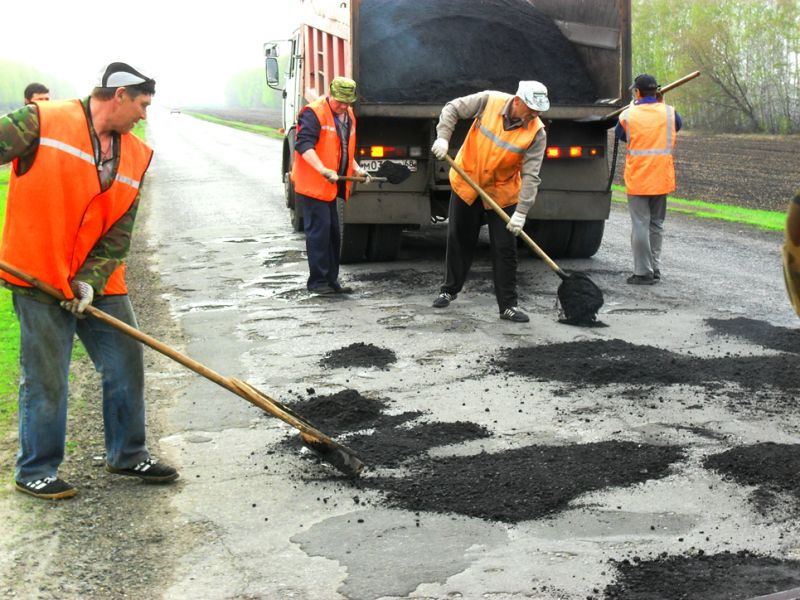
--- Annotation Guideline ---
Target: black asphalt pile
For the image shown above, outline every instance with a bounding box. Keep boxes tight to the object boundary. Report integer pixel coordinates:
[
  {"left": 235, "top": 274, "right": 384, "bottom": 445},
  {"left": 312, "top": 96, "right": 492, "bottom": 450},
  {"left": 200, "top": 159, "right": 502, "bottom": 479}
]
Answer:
[
  {"left": 350, "top": 268, "right": 440, "bottom": 289},
  {"left": 346, "top": 421, "right": 490, "bottom": 468},
  {"left": 285, "top": 390, "right": 488, "bottom": 468},
  {"left": 320, "top": 342, "right": 397, "bottom": 370},
  {"left": 706, "top": 316, "right": 800, "bottom": 355},
  {"left": 704, "top": 443, "right": 800, "bottom": 502},
  {"left": 492, "top": 339, "right": 800, "bottom": 397},
  {"left": 358, "top": 0, "right": 597, "bottom": 105},
  {"left": 602, "top": 551, "right": 800, "bottom": 600},
  {"left": 365, "top": 441, "right": 684, "bottom": 523}
]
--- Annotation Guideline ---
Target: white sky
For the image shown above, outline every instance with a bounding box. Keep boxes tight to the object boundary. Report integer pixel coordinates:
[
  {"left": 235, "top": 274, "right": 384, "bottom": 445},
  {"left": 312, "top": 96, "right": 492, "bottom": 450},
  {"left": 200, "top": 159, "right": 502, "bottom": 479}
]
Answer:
[{"left": 0, "top": 1, "right": 300, "bottom": 107}]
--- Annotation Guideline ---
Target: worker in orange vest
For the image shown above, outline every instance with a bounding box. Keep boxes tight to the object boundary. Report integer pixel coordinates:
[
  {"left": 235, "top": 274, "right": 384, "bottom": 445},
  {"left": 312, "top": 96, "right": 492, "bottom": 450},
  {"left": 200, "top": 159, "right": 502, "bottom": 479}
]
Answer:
[
  {"left": 616, "top": 73, "right": 683, "bottom": 285},
  {"left": 430, "top": 81, "right": 549, "bottom": 323},
  {"left": 291, "top": 77, "right": 372, "bottom": 295},
  {"left": 0, "top": 62, "right": 178, "bottom": 500}
]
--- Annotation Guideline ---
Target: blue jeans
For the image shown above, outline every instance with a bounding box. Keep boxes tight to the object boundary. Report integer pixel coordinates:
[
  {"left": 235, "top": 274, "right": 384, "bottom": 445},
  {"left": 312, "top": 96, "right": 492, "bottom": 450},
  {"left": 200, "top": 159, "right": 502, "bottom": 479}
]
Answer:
[
  {"left": 301, "top": 195, "right": 341, "bottom": 290},
  {"left": 14, "top": 293, "right": 149, "bottom": 483}
]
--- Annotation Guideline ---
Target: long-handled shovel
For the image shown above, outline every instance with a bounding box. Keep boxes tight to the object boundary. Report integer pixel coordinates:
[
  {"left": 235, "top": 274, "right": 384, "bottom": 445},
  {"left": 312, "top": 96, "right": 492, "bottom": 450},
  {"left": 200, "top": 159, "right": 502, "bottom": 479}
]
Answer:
[
  {"left": 0, "top": 259, "right": 364, "bottom": 477},
  {"left": 444, "top": 155, "right": 603, "bottom": 325}
]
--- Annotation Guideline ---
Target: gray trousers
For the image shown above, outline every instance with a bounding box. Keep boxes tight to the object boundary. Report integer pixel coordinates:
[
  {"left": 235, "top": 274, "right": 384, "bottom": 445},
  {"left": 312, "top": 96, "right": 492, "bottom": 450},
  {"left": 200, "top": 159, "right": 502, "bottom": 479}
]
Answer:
[{"left": 627, "top": 194, "right": 666, "bottom": 276}]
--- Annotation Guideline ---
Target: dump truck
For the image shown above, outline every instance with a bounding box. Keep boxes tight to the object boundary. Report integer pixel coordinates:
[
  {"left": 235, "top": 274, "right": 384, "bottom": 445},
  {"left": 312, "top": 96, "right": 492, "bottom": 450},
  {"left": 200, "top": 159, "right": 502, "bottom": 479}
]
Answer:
[{"left": 266, "top": 0, "right": 632, "bottom": 263}]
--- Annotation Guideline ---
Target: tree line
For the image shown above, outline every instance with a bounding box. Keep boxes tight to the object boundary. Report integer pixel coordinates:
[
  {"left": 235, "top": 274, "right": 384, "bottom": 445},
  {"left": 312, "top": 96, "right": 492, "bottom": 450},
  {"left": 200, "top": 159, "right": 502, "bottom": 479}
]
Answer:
[
  {"left": 632, "top": 0, "right": 799, "bottom": 133},
  {"left": 0, "top": 60, "right": 76, "bottom": 112}
]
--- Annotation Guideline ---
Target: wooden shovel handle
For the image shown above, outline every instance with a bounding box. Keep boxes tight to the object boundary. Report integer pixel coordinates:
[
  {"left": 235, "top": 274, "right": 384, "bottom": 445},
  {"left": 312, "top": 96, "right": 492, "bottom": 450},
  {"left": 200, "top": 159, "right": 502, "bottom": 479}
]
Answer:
[
  {"left": 603, "top": 70, "right": 701, "bottom": 121},
  {"left": 444, "top": 156, "right": 567, "bottom": 278},
  {"left": 0, "top": 259, "right": 334, "bottom": 443},
  {"left": 339, "top": 175, "right": 388, "bottom": 182}
]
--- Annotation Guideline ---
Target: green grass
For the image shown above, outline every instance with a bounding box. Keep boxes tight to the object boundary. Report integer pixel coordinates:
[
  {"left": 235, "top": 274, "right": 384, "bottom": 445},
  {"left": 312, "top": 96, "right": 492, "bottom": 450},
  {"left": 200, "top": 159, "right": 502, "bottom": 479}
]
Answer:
[
  {"left": 0, "top": 166, "right": 19, "bottom": 439},
  {"left": 611, "top": 185, "right": 785, "bottom": 231},
  {"left": 183, "top": 111, "right": 284, "bottom": 139}
]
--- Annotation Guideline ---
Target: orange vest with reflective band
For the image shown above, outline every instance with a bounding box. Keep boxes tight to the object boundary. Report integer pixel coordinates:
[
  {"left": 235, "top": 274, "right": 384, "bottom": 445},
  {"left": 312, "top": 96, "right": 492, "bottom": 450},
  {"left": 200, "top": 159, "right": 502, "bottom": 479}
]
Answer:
[
  {"left": 450, "top": 93, "right": 543, "bottom": 208},
  {"left": 291, "top": 97, "right": 357, "bottom": 202},
  {"left": 619, "top": 102, "right": 677, "bottom": 196},
  {"left": 0, "top": 99, "right": 153, "bottom": 298}
]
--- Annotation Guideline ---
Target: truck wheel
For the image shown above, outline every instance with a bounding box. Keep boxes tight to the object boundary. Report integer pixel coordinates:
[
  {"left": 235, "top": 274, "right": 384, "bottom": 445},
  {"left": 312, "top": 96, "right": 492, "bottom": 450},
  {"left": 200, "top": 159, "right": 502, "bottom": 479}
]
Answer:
[
  {"left": 566, "top": 220, "right": 605, "bottom": 258},
  {"left": 290, "top": 194, "right": 304, "bottom": 232},
  {"left": 522, "top": 219, "right": 572, "bottom": 259},
  {"left": 337, "top": 198, "right": 369, "bottom": 263},
  {"left": 366, "top": 225, "right": 403, "bottom": 262}
]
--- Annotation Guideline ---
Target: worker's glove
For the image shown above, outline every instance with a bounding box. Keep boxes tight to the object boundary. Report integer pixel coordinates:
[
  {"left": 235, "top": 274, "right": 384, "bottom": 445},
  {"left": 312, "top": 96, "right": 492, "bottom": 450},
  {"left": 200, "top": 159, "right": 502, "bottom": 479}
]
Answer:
[
  {"left": 355, "top": 168, "right": 373, "bottom": 184},
  {"left": 431, "top": 138, "right": 449, "bottom": 160},
  {"left": 60, "top": 281, "right": 94, "bottom": 317},
  {"left": 506, "top": 211, "right": 527, "bottom": 236},
  {"left": 320, "top": 168, "right": 339, "bottom": 183}
]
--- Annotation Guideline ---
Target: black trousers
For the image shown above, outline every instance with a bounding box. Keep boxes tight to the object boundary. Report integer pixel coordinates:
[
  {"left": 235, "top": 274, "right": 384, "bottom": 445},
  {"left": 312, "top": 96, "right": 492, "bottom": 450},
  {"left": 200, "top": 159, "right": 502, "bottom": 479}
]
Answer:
[{"left": 440, "top": 191, "right": 518, "bottom": 311}]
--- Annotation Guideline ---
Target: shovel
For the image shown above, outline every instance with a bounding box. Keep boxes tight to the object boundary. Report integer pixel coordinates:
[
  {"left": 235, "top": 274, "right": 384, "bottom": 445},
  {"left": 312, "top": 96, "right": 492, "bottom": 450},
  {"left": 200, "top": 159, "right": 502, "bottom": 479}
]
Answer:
[
  {"left": 444, "top": 155, "right": 603, "bottom": 325},
  {"left": 0, "top": 259, "right": 365, "bottom": 477}
]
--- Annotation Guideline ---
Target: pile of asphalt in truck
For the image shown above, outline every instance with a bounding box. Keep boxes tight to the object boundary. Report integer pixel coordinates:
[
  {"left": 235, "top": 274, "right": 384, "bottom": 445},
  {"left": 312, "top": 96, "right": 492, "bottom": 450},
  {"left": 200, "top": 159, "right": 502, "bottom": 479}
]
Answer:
[{"left": 358, "top": 0, "right": 598, "bottom": 104}]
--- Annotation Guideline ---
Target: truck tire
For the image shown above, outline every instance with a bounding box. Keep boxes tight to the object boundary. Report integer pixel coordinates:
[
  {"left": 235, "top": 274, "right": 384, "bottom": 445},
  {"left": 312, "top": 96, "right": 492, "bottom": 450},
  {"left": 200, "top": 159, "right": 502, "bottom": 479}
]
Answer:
[
  {"left": 337, "top": 198, "right": 369, "bottom": 263},
  {"left": 366, "top": 225, "right": 403, "bottom": 262},
  {"left": 284, "top": 131, "right": 304, "bottom": 232},
  {"left": 522, "top": 219, "right": 572, "bottom": 259},
  {"left": 566, "top": 220, "right": 605, "bottom": 259}
]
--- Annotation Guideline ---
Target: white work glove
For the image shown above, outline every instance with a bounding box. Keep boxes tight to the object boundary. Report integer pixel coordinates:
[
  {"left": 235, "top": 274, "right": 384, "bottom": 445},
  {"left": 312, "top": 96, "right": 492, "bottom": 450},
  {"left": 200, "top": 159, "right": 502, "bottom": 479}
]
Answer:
[
  {"left": 320, "top": 168, "right": 339, "bottom": 183},
  {"left": 506, "top": 211, "right": 527, "bottom": 236},
  {"left": 60, "top": 281, "right": 94, "bottom": 316},
  {"left": 355, "top": 168, "right": 373, "bottom": 184},
  {"left": 431, "top": 138, "right": 449, "bottom": 160}
]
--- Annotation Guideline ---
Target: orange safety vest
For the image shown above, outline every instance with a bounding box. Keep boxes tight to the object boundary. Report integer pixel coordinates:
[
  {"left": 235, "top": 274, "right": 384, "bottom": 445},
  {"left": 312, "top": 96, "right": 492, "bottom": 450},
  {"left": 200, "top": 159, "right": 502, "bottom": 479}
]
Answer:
[
  {"left": 0, "top": 99, "right": 153, "bottom": 298},
  {"left": 291, "top": 97, "right": 357, "bottom": 202},
  {"left": 619, "top": 102, "right": 677, "bottom": 196},
  {"left": 450, "top": 93, "right": 543, "bottom": 208}
]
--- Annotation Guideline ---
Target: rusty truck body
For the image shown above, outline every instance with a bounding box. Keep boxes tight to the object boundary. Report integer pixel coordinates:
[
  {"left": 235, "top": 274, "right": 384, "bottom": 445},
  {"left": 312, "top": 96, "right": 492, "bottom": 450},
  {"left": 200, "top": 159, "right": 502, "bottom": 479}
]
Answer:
[{"left": 266, "top": 0, "right": 632, "bottom": 262}]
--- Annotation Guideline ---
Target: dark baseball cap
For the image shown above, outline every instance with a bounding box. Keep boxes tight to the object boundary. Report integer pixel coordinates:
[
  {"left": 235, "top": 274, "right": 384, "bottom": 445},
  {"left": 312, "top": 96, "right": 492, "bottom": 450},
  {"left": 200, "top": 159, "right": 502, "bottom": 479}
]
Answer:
[{"left": 631, "top": 73, "right": 659, "bottom": 91}]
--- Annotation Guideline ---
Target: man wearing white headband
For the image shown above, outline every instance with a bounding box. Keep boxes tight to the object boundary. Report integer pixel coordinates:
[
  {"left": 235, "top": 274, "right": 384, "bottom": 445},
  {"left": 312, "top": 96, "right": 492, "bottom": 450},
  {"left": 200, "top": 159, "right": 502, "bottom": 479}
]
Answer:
[{"left": 0, "top": 61, "right": 178, "bottom": 500}]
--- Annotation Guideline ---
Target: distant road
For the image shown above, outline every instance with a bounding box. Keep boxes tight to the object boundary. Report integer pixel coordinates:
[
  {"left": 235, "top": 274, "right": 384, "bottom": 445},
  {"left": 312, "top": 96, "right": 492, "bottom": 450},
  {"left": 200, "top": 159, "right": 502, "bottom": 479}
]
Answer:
[{"left": 185, "top": 107, "right": 282, "bottom": 129}]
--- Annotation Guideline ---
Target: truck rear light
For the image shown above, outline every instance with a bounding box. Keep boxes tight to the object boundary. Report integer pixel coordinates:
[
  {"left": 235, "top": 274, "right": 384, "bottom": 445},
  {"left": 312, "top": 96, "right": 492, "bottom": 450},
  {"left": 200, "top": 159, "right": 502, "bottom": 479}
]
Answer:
[
  {"left": 545, "top": 146, "right": 604, "bottom": 159},
  {"left": 358, "top": 146, "right": 408, "bottom": 159}
]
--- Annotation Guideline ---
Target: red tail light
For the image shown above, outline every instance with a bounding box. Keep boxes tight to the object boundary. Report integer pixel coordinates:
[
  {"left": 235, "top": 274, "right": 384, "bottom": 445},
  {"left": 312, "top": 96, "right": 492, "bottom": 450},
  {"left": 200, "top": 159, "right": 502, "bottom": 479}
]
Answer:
[
  {"left": 545, "top": 146, "right": 604, "bottom": 159},
  {"left": 358, "top": 146, "right": 408, "bottom": 158}
]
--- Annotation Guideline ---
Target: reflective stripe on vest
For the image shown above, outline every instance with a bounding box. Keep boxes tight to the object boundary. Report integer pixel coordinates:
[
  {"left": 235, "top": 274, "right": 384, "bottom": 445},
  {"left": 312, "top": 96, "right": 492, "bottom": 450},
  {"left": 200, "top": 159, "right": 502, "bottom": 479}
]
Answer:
[
  {"left": 0, "top": 99, "right": 152, "bottom": 297},
  {"left": 291, "top": 97, "right": 357, "bottom": 202},
  {"left": 450, "top": 93, "right": 543, "bottom": 208},
  {"left": 620, "top": 102, "right": 677, "bottom": 196},
  {"left": 39, "top": 137, "right": 143, "bottom": 190}
]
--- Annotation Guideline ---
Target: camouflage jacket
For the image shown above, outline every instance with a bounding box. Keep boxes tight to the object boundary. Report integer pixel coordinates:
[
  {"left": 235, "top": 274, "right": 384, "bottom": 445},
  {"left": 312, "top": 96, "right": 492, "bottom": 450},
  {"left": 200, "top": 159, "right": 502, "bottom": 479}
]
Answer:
[{"left": 0, "top": 98, "right": 140, "bottom": 302}]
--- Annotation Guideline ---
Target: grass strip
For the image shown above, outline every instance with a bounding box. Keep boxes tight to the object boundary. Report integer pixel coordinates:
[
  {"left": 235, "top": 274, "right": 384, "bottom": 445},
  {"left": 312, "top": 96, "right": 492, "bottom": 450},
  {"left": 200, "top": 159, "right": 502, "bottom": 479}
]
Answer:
[
  {"left": 0, "top": 166, "right": 19, "bottom": 439},
  {"left": 183, "top": 111, "right": 284, "bottom": 139},
  {"left": 611, "top": 185, "right": 785, "bottom": 232}
]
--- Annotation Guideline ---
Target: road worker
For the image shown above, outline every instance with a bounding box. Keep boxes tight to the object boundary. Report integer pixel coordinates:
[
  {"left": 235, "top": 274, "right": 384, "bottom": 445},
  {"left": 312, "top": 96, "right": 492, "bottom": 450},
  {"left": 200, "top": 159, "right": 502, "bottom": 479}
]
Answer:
[
  {"left": 24, "top": 82, "right": 50, "bottom": 104},
  {"left": 0, "top": 62, "right": 178, "bottom": 500},
  {"left": 783, "top": 190, "right": 800, "bottom": 316},
  {"left": 430, "top": 81, "right": 549, "bottom": 323},
  {"left": 616, "top": 73, "right": 683, "bottom": 285},
  {"left": 292, "top": 76, "right": 371, "bottom": 295}
]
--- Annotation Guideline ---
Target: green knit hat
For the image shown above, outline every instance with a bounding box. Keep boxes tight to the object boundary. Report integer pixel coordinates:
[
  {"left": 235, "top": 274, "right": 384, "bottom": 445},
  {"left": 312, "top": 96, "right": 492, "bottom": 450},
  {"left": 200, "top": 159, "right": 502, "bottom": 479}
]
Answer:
[{"left": 330, "top": 76, "right": 357, "bottom": 103}]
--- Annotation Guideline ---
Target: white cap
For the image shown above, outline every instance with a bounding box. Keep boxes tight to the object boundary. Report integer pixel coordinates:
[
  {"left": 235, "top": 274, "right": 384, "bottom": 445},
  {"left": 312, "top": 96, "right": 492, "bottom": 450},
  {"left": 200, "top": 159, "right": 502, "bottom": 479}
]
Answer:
[
  {"left": 516, "top": 80, "right": 550, "bottom": 112},
  {"left": 96, "top": 62, "right": 154, "bottom": 88}
]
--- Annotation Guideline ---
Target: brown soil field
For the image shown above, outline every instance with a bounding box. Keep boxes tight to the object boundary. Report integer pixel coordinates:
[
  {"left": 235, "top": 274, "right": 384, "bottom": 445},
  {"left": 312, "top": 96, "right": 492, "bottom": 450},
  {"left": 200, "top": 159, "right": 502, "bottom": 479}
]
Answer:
[{"left": 196, "top": 108, "right": 799, "bottom": 212}]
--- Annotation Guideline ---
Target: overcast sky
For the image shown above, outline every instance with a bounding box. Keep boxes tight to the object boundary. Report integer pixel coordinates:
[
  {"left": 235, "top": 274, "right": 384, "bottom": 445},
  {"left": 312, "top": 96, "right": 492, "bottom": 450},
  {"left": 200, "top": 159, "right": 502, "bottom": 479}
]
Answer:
[{"left": 0, "top": 1, "right": 300, "bottom": 107}]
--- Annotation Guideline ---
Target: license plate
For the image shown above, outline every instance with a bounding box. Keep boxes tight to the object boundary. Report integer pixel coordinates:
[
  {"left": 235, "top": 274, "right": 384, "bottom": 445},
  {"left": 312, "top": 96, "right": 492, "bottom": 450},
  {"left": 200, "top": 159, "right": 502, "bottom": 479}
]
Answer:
[{"left": 359, "top": 159, "right": 417, "bottom": 173}]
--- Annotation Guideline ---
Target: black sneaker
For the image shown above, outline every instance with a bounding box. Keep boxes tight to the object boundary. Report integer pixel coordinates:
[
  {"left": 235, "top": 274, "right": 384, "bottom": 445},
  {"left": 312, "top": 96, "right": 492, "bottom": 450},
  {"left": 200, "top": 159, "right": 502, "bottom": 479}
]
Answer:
[
  {"left": 433, "top": 292, "right": 456, "bottom": 308},
  {"left": 331, "top": 284, "right": 353, "bottom": 294},
  {"left": 16, "top": 477, "right": 76, "bottom": 500},
  {"left": 627, "top": 274, "right": 656, "bottom": 285},
  {"left": 653, "top": 269, "right": 661, "bottom": 280},
  {"left": 500, "top": 307, "right": 529, "bottom": 323},
  {"left": 309, "top": 285, "right": 337, "bottom": 295},
  {"left": 106, "top": 458, "right": 179, "bottom": 483}
]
